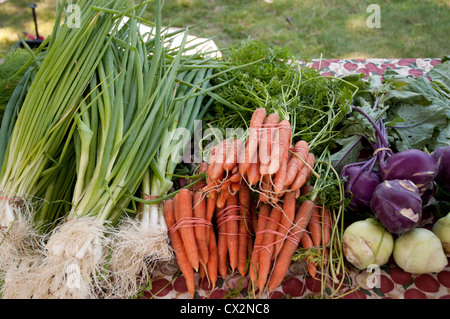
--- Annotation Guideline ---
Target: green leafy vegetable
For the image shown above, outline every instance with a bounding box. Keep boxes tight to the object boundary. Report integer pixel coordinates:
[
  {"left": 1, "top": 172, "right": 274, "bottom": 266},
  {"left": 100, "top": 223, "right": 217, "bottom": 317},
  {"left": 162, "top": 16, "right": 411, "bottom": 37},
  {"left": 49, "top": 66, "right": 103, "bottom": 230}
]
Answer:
[
  {"left": 0, "top": 49, "right": 33, "bottom": 122},
  {"left": 332, "top": 57, "right": 450, "bottom": 169}
]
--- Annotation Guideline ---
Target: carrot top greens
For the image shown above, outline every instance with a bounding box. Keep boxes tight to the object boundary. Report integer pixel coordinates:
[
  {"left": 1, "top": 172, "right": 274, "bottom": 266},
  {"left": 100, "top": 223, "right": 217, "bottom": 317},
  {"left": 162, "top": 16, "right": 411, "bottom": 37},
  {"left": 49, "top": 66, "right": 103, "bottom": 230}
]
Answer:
[{"left": 206, "top": 38, "right": 358, "bottom": 156}]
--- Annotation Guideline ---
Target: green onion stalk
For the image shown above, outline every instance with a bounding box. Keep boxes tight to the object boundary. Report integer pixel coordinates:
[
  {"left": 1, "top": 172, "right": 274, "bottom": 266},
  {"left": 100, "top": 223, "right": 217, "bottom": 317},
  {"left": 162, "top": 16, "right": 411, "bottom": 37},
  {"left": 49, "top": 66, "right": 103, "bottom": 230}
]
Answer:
[
  {"left": 1, "top": 0, "right": 223, "bottom": 299},
  {"left": 0, "top": 1, "right": 127, "bottom": 290},
  {"left": 106, "top": 25, "right": 228, "bottom": 299}
]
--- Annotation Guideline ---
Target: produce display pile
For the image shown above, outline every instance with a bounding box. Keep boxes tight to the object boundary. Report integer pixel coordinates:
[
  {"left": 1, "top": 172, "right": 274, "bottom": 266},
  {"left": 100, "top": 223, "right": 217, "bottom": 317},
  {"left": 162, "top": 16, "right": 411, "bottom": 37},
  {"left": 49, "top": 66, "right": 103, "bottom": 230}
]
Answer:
[{"left": 0, "top": 1, "right": 448, "bottom": 299}]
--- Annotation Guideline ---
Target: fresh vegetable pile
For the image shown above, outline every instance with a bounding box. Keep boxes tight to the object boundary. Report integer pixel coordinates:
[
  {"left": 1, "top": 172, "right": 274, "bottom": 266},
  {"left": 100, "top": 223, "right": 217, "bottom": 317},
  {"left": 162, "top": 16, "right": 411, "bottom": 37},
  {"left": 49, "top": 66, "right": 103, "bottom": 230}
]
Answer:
[{"left": 0, "top": 0, "right": 448, "bottom": 300}]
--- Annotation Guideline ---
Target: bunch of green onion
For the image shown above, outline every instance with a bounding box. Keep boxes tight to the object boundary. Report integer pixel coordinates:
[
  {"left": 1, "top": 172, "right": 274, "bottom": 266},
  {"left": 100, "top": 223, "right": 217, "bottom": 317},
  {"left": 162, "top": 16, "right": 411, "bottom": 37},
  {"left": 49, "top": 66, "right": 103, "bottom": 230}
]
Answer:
[
  {"left": 103, "top": 10, "right": 232, "bottom": 299},
  {"left": 0, "top": 0, "right": 127, "bottom": 282}
]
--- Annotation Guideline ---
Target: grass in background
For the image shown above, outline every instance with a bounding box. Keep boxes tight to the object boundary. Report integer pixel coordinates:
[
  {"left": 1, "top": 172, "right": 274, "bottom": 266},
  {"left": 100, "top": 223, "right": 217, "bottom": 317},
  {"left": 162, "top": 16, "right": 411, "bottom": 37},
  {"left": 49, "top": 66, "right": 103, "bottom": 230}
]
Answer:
[
  {"left": 0, "top": 0, "right": 449, "bottom": 59},
  {"left": 0, "top": 0, "right": 55, "bottom": 57}
]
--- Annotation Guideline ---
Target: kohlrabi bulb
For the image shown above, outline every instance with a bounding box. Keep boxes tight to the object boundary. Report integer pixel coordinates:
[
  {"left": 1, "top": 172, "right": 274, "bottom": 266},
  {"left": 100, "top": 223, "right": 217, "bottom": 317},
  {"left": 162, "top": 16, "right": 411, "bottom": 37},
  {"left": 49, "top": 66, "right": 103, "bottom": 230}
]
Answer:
[
  {"left": 393, "top": 228, "right": 448, "bottom": 274},
  {"left": 343, "top": 218, "right": 394, "bottom": 270},
  {"left": 370, "top": 179, "right": 422, "bottom": 235},
  {"left": 432, "top": 213, "right": 450, "bottom": 256}
]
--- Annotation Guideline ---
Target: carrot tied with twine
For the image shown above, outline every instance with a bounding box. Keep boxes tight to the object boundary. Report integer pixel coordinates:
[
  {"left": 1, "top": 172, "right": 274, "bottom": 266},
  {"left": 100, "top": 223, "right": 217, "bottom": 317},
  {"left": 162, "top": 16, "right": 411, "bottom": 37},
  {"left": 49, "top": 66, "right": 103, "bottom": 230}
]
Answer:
[{"left": 168, "top": 217, "right": 213, "bottom": 237}]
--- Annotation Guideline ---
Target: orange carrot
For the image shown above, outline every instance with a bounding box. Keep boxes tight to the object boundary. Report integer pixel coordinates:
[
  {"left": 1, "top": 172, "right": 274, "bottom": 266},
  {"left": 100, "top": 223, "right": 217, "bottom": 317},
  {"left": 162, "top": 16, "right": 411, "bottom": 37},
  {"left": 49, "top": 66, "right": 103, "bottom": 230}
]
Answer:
[
  {"left": 237, "top": 211, "right": 249, "bottom": 276},
  {"left": 163, "top": 199, "right": 196, "bottom": 298},
  {"left": 259, "top": 113, "right": 281, "bottom": 174},
  {"left": 205, "top": 196, "right": 216, "bottom": 248},
  {"left": 290, "top": 152, "right": 316, "bottom": 191},
  {"left": 308, "top": 205, "right": 321, "bottom": 247},
  {"left": 267, "top": 120, "right": 291, "bottom": 175},
  {"left": 230, "top": 172, "right": 241, "bottom": 183},
  {"left": 269, "top": 192, "right": 282, "bottom": 205},
  {"left": 238, "top": 184, "right": 252, "bottom": 212},
  {"left": 249, "top": 204, "right": 271, "bottom": 283},
  {"left": 223, "top": 139, "right": 236, "bottom": 172},
  {"left": 197, "top": 162, "right": 208, "bottom": 173},
  {"left": 267, "top": 200, "right": 315, "bottom": 292},
  {"left": 285, "top": 140, "right": 309, "bottom": 187},
  {"left": 231, "top": 181, "right": 241, "bottom": 193},
  {"left": 208, "top": 189, "right": 217, "bottom": 199},
  {"left": 257, "top": 206, "right": 283, "bottom": 292},
  {"left": 225, "top": 194, "right": 239, "bottom": 272},
  {"left": 207, "top": 228, "right": 218, "bottom": 288},
  {"left": 210, "top": 141, "right": 226, "bottom": 180},
  {"left": 247, "top": 156, "right": 261, "bottom": 186},
  {"left": 300, "top": 231, "right": 317, "bottom": 279},
  {"left": 177, "top": 189, "right": 200, "bottom": 271},
  {"left": 240, "top": 108, "right": 267, "bottom": 176},
  {"left": 273, "top": 191, "right": 296, "bottom": 259},
  {"left": 216, "top": 188, "right": 231, "bottom": 209},
  {"left": 193, "top": 191, "right": 209, "bottom": 265},
  {"left": 217, "top": 206, "right": 229, "bottom": 278},
  {"left": 206, "top": 196, "right": 216, "bottom": 222},
  {"left": 265, "top": 121, "right": 280, "bottom": 175},
  {"left": 238, "top": 184, "right": 251, "bottom": 276},
  {"left": 273, "top": 151, "right": 288, "bottom": 194},
  {"left": 224, "top": 139, "right": 244, "bottom": 172},
  {"left": 199, "top": 262, "right": 206, "bottom": 280},
  {"left": 207, "top": 144, "right": 218, "bottom": 178},
  {"left": 322, "top": 207, "right": 331, "bottom": 247}
]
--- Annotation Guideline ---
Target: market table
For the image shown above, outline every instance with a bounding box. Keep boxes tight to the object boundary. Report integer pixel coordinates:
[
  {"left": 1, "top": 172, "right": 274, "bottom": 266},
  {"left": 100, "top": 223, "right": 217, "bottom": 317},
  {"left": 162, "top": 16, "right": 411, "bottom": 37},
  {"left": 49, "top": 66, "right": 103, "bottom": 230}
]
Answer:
[{"left": 144, "top": 57, "right": 450, "bottom": 300}]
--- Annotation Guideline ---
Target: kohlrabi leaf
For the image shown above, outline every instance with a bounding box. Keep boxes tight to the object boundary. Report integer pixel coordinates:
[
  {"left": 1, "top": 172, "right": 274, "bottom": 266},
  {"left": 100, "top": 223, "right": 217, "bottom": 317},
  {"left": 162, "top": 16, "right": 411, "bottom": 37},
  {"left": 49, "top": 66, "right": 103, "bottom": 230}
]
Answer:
[
  {"left": 386, "top": 102, "right": 448, "bottom": 151},
  {"left": 430, "top": 60, "right": 450, "bottom": 89},
  {"left": 383, "top": 73, "right": 450, "bottom": 152}
]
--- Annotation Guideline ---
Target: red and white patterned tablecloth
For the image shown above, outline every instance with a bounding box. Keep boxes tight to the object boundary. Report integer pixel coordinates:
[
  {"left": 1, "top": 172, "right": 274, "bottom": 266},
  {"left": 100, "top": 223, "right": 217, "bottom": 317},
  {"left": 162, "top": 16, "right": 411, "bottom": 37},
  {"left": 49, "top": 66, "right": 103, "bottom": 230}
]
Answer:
[
  {"left": 305, "top": 57, "right": 442, "bottom": 78},
  {"left": 144, "top": 57, "right": 450, "bottom": 300},
  {"left": 145, "top": 256, "right": 450, "bottom": 299}
]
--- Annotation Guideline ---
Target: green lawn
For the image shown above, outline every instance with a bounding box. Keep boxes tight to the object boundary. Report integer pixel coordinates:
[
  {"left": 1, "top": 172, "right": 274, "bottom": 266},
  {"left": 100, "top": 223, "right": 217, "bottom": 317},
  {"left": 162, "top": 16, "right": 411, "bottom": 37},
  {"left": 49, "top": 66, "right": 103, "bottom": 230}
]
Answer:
[{"left": 1, "top": 0, "right": 449, "bottom": 59}]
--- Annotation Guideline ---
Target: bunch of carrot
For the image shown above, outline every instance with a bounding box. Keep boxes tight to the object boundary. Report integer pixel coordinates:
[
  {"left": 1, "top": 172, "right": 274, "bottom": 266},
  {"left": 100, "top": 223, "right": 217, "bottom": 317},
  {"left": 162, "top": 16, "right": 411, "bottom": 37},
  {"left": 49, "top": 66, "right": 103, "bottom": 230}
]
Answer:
[
  {"left": 249, "top": 185, "right": 332, "bottom": 293},
  {"left": 162, "top": 108, "right": 333, "bottom": 297},
  {"left": 163, "top": 188, "right": 215, "bottom": 298},
  {"left": 204, "top": 108, "right": 316, "bottom": 207},
  {"left": 163, "top": 174, "right": 332, "bottom": 297},
  {"left": 163, "top": 182, "right": 255, "bottom": 298}
]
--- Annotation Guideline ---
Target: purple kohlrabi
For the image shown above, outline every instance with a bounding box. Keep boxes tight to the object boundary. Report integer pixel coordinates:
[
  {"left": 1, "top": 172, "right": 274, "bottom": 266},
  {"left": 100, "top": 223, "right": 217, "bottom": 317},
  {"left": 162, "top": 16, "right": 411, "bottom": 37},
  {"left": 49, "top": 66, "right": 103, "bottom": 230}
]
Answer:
[
  {"left": 379, "top": 149, "right": 438, "bottom": 197},
  {"left": 341, "top": 157, "right": 381, "bottom": 211},
  {"left": 431, "top": 146, "right": 450, "bottom": 194},
  {"left": 370, "top": 179, "right": 422, "bottom": 235}
]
